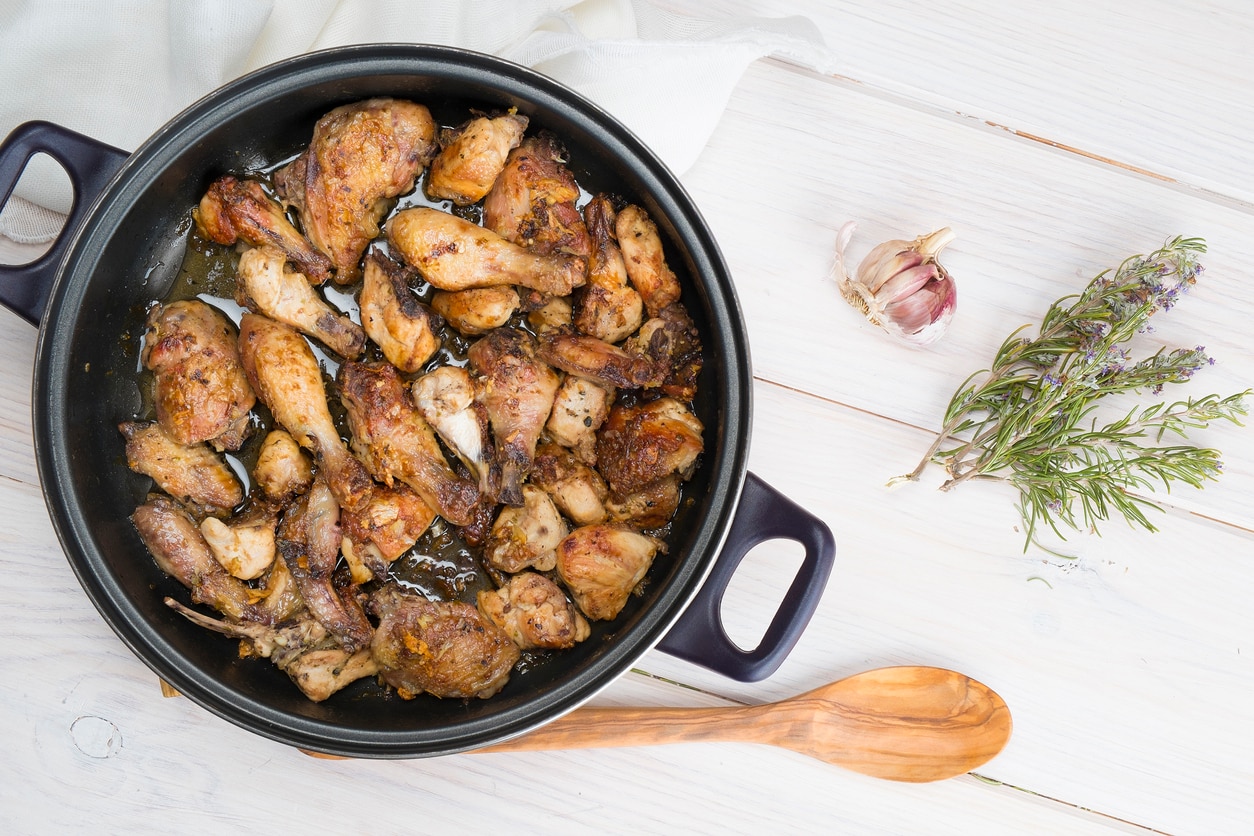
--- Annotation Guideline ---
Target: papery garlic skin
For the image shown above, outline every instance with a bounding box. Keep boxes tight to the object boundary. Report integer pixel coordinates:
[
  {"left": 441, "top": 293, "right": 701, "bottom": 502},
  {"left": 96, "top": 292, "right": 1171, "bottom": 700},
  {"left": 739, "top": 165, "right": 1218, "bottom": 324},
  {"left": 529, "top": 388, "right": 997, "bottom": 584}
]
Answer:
[{"left": 833, "top": 222, "right": 957, "bottom": 347}]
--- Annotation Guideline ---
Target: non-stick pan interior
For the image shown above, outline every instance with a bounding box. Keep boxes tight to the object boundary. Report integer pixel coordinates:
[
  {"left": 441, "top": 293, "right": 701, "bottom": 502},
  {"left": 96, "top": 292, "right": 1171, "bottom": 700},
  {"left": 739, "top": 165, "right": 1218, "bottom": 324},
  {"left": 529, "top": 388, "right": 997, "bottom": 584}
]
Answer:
[{"left": 33, "top": 45, "right": 751, "bottom": 756}]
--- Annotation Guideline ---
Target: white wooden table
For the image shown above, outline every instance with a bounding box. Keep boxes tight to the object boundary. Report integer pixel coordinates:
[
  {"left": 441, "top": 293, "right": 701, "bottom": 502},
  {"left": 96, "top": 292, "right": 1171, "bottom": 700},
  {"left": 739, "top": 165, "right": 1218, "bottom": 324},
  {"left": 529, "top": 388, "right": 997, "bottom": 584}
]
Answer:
[{"left": 3, "top": 2, "right": 1251, "bottom": 833}]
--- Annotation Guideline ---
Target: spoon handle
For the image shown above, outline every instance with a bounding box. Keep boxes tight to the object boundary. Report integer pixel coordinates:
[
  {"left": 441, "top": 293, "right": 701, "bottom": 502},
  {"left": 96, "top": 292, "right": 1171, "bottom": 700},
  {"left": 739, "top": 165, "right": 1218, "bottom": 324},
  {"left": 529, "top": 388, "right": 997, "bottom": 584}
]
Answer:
[{"left": 476, "top": 704, "right": 762, "bottom": 754}]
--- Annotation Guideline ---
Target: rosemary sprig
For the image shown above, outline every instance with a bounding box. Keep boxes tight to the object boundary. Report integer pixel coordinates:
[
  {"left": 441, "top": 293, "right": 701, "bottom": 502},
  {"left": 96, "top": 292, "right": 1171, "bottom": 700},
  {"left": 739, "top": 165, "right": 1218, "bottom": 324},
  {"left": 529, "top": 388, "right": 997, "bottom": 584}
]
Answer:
[{"left": 897, "top": 236, "right": 1250, "bottom": 545}]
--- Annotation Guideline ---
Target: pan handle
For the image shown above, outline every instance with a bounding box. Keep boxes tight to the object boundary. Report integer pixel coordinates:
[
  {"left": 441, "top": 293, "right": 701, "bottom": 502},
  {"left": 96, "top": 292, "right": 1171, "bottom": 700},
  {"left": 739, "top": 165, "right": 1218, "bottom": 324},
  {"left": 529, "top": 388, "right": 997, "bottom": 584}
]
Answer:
[
  {"left": 657, "top": 471, "right": 836, "bottom": 682},
  {"left": 0, "top": 121, "right": 128, "bottom": 326}
]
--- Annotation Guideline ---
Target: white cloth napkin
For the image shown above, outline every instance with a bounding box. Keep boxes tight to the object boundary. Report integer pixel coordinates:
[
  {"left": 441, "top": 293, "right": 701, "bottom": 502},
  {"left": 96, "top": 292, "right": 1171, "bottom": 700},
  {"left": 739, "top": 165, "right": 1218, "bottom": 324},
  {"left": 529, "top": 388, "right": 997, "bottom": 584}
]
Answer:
[{"left": 0, "top": 0, "right": 834, "bottom": 243}]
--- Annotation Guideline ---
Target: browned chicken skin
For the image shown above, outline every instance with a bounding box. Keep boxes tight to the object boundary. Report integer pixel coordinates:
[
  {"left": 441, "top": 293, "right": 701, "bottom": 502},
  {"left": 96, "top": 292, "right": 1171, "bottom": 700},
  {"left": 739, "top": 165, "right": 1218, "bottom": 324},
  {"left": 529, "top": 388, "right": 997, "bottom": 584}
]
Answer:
[
  {"left": 605, "top": 473, "right": 682, "bottom": 530},
  {"left": 340, "top": 480, "right": 435, "bottom": 583},
  {"left": 575, "top": 195, "right": 644, "bottom": 343},
  {"left": 252, "top": 429, "right": 314, "bottom": 503},
  {"left": 468, "top": 328, "right": 561, "bottom": 505},
  {"left": 616, "top": 204, "right": 682, "bottom": 316},
  {"left": 426, "top": 112, "right": 529, "bottom": 205},
  {"left": 338, "top": 360, "right": 481, "bottom": 527},
  {"left": 430, "top": 285, "right": 520, "bottom": 335},
  {"left": 369, "top": 585, "right": 520, "bottom": 700},
  {"left": 120, "top": 421, "right": 243, "bottom": 515},
  {"left": 530, "top": 442, "right": 609, "bottom": 526},
  {"left": 596, "top": 397, "right": 704, "bottom": 500},
  {"left": 142, "top": 299, "right": 255, "bottom": 451},
  {"left": 275, "top": 98, "right": 438, "bottom": 282},
  {"left": 484, "top": 484, "right": 568, "bottom": 573},
  {"left": 556, "top": 524, "right": 663, "bottom": 621},
  {"left": 193, "top": 175, "right": 334, "bottom": 284},
  {"left": 624, "top": 303, "right": 704, "bottom": 402},
  {"left": 235, "top": 245, "right": 366, "bottom": 359},
  {"left": 359, "top": 251, "right": 442, "bottom": 373},
  {"left": 386, "top": 207, "right": 586, "bottom": 297},
  {"left": 482, "top": 132, "right": 591, "bottom": 258},
  {"left": 537, "top": 331, "right": 660, "bottom": 390},
  {"left": 478, "top": 571, "right": 590, "bottom": 650}
]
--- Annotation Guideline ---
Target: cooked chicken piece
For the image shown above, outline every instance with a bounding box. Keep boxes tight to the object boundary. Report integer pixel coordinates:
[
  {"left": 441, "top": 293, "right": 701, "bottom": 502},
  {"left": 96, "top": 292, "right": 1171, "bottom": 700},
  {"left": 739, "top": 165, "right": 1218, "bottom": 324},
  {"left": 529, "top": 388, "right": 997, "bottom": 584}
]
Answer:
[
  {"left": 165, "top": 599, "right": 378, "bottom": 702},
  {"left": 478, "top": 571, "right": 590, "bottom": 650},
  {"left": 193, "top": 175, "right": 334, "bottom": 284},
  {"left": 556, "top": 524, "right": 662, "bottom": 621},
  {"left": 531, "top": 442, "right": 608, "bottom": 526},
  {"left": 252, "top": 554, "right": 305, "bottom": 624},
  {"left": 200, "top": 504, "right": 278, "bottom": 580},
  {"left": 545, "top": 375, "right": 613, "bottom": 465},
  {"left": 338, "top": 360, "right": 481, "bottom": 527},
  {"left": 132, "top": 495, "right": 258, "bottom": 622},
  {"left": 411, "top": 365, "right": 498, "bottom": 497},
  {"left": 430, "top": 285, "right": 520, "bottom": 335},
  {"left": 340, "top": 480, "right": 435, "bottom": 583},
  {"left": 527, "top": 294, "right": 573, "bottom": 335},
  {"left": 605, "top": 473, "right": 682, "bottom": 530},
  {"left": 141, "top": 299, "right": 255, "bottom": 451},
  {"left": 616, "top": 204, "right": 682, "bottom": 317},
  {"left": 235, "top": 245, "right": 366, "bottom": 359},
  {"left": 274, "top": 98, "right": 438, "bottom": 282},
  {"left": 537, "top": 331, "right": 660, "bottom": 390},
  {"left": 574, "top": 195, "right": 644, "bottom": 343},
  {"left": 468, "top": 328, "right": 561, "bottom": 504},
  {"left": 237, "top": 313, "right": 374, "bottom": 513},
  {"left": 252, "top": 429, "right": 314, "bottom": 503},
  {"left": 277, "top": 478, "right": 373, "bottom": 653},
  {"left": 484, "top": 484, "right": 568, "bottom": 573},
  {"left": 623, "top": 302, "right": 703, "bottom": 402},
  {"left": 482, "top": 132, "right": 591, "bottom": 258},
  {"left": 386, "top": 207, "right": 586, "bottom": 297},
  {"left": 596, "top": 398, "right": 704, "bottom": 500},
  {"left": 426, "top": 112, "right": 529, "bottom": 205},
  {"left": 119, "top": 421, "right": 243, "bottom": 515},
  {"left": 359, "top": 250, "right": 441, "bottom": 373},
  {"left": 368, "top": 585, "right": 520, "bottom": 700}
]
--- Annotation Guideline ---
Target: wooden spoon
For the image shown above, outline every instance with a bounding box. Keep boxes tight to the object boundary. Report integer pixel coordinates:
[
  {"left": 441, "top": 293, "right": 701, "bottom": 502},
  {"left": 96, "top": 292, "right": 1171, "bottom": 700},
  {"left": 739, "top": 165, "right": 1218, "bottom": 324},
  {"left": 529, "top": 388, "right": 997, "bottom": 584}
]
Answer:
[{"left": 476, "top": 665, "right": 1011, "bottom": 782}]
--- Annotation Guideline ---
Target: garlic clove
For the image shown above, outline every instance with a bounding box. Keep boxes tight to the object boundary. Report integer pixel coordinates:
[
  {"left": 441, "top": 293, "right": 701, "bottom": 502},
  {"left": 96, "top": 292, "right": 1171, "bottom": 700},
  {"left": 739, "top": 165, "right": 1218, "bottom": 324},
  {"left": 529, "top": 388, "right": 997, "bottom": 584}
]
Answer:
[{"left": 833, "top": 222, "right": 957, "bottom": 347}]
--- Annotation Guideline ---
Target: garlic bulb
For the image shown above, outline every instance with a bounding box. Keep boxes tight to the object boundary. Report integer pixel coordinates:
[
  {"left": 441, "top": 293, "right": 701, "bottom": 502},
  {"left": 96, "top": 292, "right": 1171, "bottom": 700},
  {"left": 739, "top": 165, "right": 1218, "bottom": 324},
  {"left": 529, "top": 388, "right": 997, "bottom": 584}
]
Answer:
[{"left": 833, "top": 221, "right": 957, "bottom": 347}]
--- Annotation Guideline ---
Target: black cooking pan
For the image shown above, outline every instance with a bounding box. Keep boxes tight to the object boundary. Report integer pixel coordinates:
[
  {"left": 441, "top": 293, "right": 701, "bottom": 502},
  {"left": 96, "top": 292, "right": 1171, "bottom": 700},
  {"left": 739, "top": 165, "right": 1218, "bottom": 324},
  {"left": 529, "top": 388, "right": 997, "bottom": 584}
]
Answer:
[{"left": 0, "top": 45, "right": 834, "bottom": 758}]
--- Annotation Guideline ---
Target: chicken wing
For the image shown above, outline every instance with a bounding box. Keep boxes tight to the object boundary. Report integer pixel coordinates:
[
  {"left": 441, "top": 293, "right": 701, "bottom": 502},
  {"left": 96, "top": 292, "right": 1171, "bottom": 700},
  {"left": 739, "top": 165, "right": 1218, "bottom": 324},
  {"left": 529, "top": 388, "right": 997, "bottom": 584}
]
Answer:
[
  {"left": 478, "top": 571, "right": 590, "bottom": 650},
  {"left": 142, "top": 299, "right": 255, "bottom": 451},
  {"left": 430, "top": 285, "right": 520, "bottom": 335},
  {"left": 537, "top": 331, "right": 660, "bottom": 390},
  {"left": 595, "top": 398, "right": 704, "bottom": 500},
  {"left": 411, "top": 365, "right": 499, "bottom": 497},
  {"left": 386, "top": 207, "right": 586, "bottom": 297},
  {"left": 119, "top": 421, "right": 243, "bottom": 515},
  {"left": 235, "top": 245, "right": 365, "bottom": 359},
  {"left": 482, "top": 132, "right": 591, "bottom": 258},
  {"left": 426, "top": 112, "right": 529, "bottom": 205},
  {"left": 468, "top": 328, "right": 561, "bottom": 504},
  {"left": 574, "top": 195, "right": 643, "bottom": 343},
  {"left": 616, "top": 204, "right": 682, "bottom": 317},
  {"left": 237, "top": 313, "right": 374, "bottom": 512},
  {"left": 369, "top": 585, "right": 520, "bottom": 700},
  {"left": 484, "top": 484, "right": 568, "bottom": 573},
  {"left": 359, "top": 250, "right": 442, "bottom": 373},
  {"left": 193, "top": 175, "right": 334, "bottom": 284},
  {"left": 275, "top": 98, "right": 438, "bottom": 282},
  {"left": 556, "top": 524, "right": 662, "bottom": 621},
  {"left": 338, "top": 360, "right": 481, "bottom": 527}
]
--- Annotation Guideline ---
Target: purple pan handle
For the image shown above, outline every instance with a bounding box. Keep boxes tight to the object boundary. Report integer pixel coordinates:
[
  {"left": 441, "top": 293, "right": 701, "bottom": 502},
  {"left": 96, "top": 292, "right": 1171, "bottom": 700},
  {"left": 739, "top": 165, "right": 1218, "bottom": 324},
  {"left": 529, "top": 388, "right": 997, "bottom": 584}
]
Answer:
[
  {"left": 657, "top": 471, "right": 836, "bottom": 681},
  {"left": 0, "top": 121, "right": 128, "bottom": 326}
]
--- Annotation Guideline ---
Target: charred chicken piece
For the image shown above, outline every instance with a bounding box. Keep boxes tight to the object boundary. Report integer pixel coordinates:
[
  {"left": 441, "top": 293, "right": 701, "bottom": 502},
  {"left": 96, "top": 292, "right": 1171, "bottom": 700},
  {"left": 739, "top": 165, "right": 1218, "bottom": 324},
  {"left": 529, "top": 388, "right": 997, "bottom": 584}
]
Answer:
[
  {"left": 235, "top": 245, "right": 366, "bottom": 359},
  {"left": 277, "top": 478, "right": 374, "bottom": 653},
  {"left": 338, "top": 360, "right": 481, "bottom": 527},
  {"left": 482, "top": 132, "right": 591, "bottom": 258},
  {"left": 369, "top": 585, "right": 520, "bottom": 700},
  {"left": 616, "top": 204, "right": 682, "bottom": 317},
  {"left": 142, "top": 299, "right": 255, "bottom": 451},
  {"left": 604, "top": 473, "right": 682, "bottom": 531},
  {"left": 411, "top": 365, "right": 499, "bottom": 498},
  {"left": 238, "top": 313, "right": 374, "bottom": 513},
  {"left": 252, "top": 429, "right": 314, "bottom": 503},
  {"left": 574, "top": 195, "right": 643, "bottom": 343},
  {"left": 359, "top": 251, "right": 442, "bottom": 373},
  {"left": 545, "top": 375, "right": 613, "bottom": 465},
  {"left": 340, "top": 480, "right": 436, "bottom": 584},
  {"left": 478, "top": 571, "right": 590, "bottom": 650},
  {"left": 131, "top": 495, "right": 258, "bottom": 622},
  {"left": 537, "top": 331, "right": 660, "bottom": 391},
  {"left": 165, "top": 599, "right": 378, "bottom": 702},
  {"left": 596, "top": 397, "right": 704, "bottom": 500},
  {"left": 193, "top": 175, "right": 334, "bottom": 284},
  {"left": 468, "top": 328, "right": 561, "bottom": 505},
  {"left": 556, "top": 524, "right": 663, "bottom": 621},
  {"left": 484, "top": 484, "right": 568, "bottom": 573},
  {"left": 426, "top": 112, "right": 529, "bottom": 205},
  {"left": 623, "top": 303, "right": 703, "bottom": 402},
  {"left": 430, "top": 285, "right": 520, "bottom": 336},
  {"left": 386, "top": 207, "right": 586, "bottom": 297},
  {"left": 531, "top": 442, "right": 608, "bottom": 526},
  {"left": 275, "top": 97, "right": 438, "bottom": 282},
  {"left": 251, "top": 554, "right": 306, "bottom": 625},
  {"left": 119, "top": 421, "right": 243, "bottom": 516},
  {"left": 199, "top": 503, "right": 278, "bottom": 580}
]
